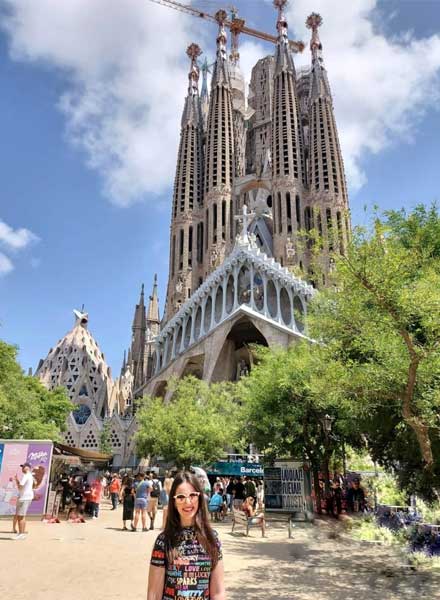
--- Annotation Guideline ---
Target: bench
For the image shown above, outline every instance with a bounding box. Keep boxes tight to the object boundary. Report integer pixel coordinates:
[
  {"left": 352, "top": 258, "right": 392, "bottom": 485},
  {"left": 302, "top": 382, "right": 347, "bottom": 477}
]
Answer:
[{"left": 231, "top": 506, "right": 264, "bottom": 537}]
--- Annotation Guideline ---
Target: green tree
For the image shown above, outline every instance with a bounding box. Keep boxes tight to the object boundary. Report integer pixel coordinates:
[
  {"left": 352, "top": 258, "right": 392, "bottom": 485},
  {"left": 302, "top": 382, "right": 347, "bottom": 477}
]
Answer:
[
  {"left": 99, "top": 418, "right": 112, "bottom": 454},
  {"left": 239, "top": 343, "right": 358, "bottom": 509},
  {"left": 309, "top": 204, "right": 440, "bottom": 497},
  {"left": 0, "top": 340, "right": 73, "bottom": 440},
  {"left": 135, "top": 376, "right": 244, "bottom": 469}
]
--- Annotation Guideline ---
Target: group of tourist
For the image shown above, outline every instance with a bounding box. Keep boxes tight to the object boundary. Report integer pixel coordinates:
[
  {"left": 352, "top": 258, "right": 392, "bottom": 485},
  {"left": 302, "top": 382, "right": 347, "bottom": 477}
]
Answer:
[
  {"left": 322, "top": 474, "right": 367, "bottom": 517},
  {"left": 207, "top": 475, "right": 266, "bottom": 536}
]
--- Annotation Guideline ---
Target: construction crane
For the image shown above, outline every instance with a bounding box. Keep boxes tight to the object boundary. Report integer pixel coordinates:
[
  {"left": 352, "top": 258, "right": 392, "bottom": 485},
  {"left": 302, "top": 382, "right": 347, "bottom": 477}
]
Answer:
[{"left": 147, "top": 0, "right": 305, "bottom": 54}]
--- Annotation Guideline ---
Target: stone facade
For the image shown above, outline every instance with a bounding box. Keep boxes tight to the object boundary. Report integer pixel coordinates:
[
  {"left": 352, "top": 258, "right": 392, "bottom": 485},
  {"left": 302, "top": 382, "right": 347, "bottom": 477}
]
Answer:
[
  {"left": 36, "top": 310, "right": 137, "bottom": 466},
  {"left": 128, "top": 6, "right": 351, "bottom": 398}
]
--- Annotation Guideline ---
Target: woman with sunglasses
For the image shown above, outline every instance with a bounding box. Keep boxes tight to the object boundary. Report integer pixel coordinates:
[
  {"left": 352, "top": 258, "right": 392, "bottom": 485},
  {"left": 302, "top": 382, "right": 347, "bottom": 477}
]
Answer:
[{"left": 147, "top": 471, "right": 225, "bottom": 600}]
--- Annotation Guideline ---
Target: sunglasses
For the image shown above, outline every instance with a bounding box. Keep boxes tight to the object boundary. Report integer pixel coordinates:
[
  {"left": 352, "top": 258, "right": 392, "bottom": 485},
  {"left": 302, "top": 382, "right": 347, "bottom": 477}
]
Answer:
[{"left": 173, "top": 492, "right": 200, "bottom": 504}]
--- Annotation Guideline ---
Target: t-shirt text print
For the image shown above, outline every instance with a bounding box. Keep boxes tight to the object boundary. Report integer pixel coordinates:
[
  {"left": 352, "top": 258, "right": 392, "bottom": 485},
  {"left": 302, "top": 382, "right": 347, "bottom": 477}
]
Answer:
[{"left": 150, "top": 527, "right": 222, "bottom": 599}]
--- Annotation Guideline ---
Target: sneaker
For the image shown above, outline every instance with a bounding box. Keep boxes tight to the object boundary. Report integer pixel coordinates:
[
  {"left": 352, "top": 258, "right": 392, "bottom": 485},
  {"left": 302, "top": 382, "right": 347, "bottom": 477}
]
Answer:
[
  {"left": 13, "top": 533, "right": 26, "bottom": 540},
  {"left": 92, "top": 516, "right": 98, "bottom": 520},
  {"left": 142, "top": 528, "right": 149, "bottom": 532}
]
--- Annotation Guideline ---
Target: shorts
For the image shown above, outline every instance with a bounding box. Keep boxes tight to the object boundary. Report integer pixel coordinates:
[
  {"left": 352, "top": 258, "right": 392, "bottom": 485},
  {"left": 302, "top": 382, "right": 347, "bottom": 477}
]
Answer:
[
  {"left": 148, "top": 497, "right": 159, "bottom": 512},
  {"left": 134, "top": 498, "right": 147, "bottom": 510},
  {"left": 160, "top": 490, "right": 169, "bottom": 507},
  {"left": 16, "top": 499, "right": 32, "bottom": 516}
]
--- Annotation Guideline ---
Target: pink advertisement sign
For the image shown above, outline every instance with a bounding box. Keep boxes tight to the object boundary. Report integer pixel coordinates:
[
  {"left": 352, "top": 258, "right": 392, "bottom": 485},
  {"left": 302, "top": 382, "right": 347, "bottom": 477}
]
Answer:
[{"left": 0, "top": 441, "right": 53, "bottom": 516}]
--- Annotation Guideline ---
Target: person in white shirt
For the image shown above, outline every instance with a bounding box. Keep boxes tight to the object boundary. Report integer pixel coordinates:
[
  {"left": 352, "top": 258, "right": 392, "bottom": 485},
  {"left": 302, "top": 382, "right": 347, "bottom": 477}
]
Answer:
[{"left": 13, "top": 462, "right": 34, "bottom": 540}]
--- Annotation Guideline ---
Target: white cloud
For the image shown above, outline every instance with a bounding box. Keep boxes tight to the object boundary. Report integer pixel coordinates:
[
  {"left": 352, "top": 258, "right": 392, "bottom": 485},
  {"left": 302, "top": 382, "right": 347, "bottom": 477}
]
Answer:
[
  {"left": 0, "top": 252, "right": 13, "bottom": 276},
  {"left": 286, "top": 0, "right": 440, "bottom": 190},
  {"left": 1, "top": 0, "right": 209, "bottom": 207},
  {"left": 2, "top": 0, "right": 440, "bottom": 201},
  {"left": 0, "top": 219, "right": 39, "bottom": 276},
  {"left": 0, "top": 219, "right": 38, "bottom": 250}
]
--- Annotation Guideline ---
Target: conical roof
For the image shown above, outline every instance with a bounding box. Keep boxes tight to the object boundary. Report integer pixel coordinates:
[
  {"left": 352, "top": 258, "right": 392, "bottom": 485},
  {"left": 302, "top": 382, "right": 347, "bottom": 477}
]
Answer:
[{"left": 36, "top": 310, "right": 114, "bottom": 420}]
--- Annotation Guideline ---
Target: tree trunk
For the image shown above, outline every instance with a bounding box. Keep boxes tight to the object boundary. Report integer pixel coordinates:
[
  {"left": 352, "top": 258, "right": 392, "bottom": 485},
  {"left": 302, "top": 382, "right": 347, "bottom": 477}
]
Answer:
[{"left": 402, "top": 357, "right": 433, "bottom": 468}]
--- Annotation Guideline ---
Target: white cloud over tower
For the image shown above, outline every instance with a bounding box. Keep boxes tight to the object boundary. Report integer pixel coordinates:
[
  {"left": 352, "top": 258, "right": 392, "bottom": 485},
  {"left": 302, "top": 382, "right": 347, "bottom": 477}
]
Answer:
[{"left": 2, "top": 0, "right": 440, "bottom": 204}]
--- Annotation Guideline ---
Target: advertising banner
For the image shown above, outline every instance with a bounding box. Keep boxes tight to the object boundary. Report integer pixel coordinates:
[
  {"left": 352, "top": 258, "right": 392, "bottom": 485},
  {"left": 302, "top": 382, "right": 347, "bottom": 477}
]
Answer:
[
  {"left": 264, "top": 460, "right": 312, "bottom": 513},
  {"left": 0, "top": 440, "right": 53, "bottom": 516},
  {"left": 208, "top": 461, "right": 264, "bottom": 478}
]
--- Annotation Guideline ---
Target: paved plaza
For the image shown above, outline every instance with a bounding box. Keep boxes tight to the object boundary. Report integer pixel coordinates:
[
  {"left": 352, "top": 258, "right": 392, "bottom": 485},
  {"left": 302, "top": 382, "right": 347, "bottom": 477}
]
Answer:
[{"left": 0, "top": 501, "right": 438, "bottom": 600}]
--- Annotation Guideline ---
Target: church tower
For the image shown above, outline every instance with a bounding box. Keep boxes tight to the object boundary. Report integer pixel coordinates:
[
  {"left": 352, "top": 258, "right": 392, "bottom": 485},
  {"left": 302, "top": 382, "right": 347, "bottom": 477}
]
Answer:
[
  {"left": 145, "top": 273, "right": 160, "bottom": 380},
  {"left": 203, "top": 10, "right": 235, "bottom": 275},
  {"left": 165, "top": 43, "right": 204, "bottom": 320},
  {"left": 306, "top": 13, "right": 350, "bottom": 275},
  {"left": 271, "top": 0, "right": 306, "bottom": 268},
  {"left": 130, "top": 284, "right": 147, "bottom": 391}
]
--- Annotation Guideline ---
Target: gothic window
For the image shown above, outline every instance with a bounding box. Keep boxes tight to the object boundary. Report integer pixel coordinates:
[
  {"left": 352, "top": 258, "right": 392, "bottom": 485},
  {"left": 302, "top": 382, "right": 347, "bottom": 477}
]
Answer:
[
  {"left": 280, "top": 287, "right": 292, "bottom": 325},
  {"left": 188, "top": 226, "right": 193, "bottom": 267},
  {"left": 237, "top": 266, "right": 251, "bottom": 305},
  {"left": 293, "top": 296, "right": 305, "bottom": 333},
  {"left": 81, "top": 429, "right": 98, "bottom": 449},
  {"left": 213, "top": 203, "right": 217, "bottom": 244},
  {"left": 222, "top": 200, "right": 226, "bottom": 241},
  {"left": 205, "top": 209, "right": 209, "bottom": 250},
  {"left": 286, "top": 192, "right": 292, "bottom": 233},
  {"left": 110, "top": 429, "right": 122, "bottom": 449},
  {"left": 277, "top": 193, "right": 282, "bottom": 234},
  {"left": 253, "top": 270, "right": 264, "bottom": 312},
  {"left": 266, "top": 279, "right": 277, "bottom": 319},
  {"left": 179, "top": 229, "right": 184, "bottom": 270},
  {"left": 296, "top": 195, "right": 301, "bottom": 228},
  {"left": 203, "top": 296, "right": 212, "bottom": 333}
]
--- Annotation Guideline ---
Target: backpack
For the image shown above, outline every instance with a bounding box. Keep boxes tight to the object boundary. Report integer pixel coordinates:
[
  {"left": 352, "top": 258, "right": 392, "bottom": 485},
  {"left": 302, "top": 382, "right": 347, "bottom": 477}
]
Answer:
[{"left": 150, "top": 480, "right": 160, "bottom": 498}]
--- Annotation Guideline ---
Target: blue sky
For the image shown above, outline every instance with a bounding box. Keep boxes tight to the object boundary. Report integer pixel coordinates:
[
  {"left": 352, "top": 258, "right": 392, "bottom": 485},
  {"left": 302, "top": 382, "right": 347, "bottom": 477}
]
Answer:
[{"left": 0, "top": 0, "right": 440, "bottom": 376}]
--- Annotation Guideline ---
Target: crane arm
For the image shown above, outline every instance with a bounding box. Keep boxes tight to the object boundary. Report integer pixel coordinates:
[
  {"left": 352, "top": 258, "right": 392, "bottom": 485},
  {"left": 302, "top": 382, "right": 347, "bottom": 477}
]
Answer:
[{"left": 147, "top": 0, "right": 304, "bottom": 53}]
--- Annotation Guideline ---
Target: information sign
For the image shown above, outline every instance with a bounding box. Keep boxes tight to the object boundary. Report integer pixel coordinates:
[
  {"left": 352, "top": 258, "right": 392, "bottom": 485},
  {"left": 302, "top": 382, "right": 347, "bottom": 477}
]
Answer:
[{"left": 264, "top": 459, "right": 312, "bottom": 513}]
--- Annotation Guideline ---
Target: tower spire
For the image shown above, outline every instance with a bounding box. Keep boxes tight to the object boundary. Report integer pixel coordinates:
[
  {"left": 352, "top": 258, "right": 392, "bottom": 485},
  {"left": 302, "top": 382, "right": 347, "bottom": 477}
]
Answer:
[
  {"left": 306, "top": 13, "right": 349, "bottom": 277},
  {"left": 165, "top": 45, "right": 204, "bottom": 320},
  {"left": 271, "top": 0, "right": 306, "bottom": 267},
  {"left": 147, "top": 273, "right": 160, "bottom": 323},
  {"left": 202, "top": 10, "right": 235, "bottom": 275}
]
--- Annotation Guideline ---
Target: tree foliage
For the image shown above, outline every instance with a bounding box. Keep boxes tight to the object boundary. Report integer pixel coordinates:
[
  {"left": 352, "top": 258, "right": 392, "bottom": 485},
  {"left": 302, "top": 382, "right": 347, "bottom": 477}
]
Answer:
[
  {"left": 135, "top": 376, "right": 244, "bottom": 469},
  {"left": 309, "top": 204, "right": 440, "bottom": 497},
  {"left": 239, "top": 343, "right": 357, "bottom": 467},
  {"left": 0, "top": 340, "right": 73, "bottom": 440}
]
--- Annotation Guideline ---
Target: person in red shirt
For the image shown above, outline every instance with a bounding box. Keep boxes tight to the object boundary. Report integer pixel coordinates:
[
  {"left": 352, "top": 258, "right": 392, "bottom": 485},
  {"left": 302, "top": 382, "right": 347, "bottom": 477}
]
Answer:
[
  {"left": 109, "top": 474, "right": 121, "bottom": 510},
  {"left": 90, "top": 476, "right": 103, "bottom": 519}
]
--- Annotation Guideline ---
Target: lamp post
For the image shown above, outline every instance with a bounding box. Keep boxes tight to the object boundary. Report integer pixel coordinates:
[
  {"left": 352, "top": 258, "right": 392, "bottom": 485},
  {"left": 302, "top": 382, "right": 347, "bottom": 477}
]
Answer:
[{"left": 321, "top": 414, "right": 333, "bottom": 497}]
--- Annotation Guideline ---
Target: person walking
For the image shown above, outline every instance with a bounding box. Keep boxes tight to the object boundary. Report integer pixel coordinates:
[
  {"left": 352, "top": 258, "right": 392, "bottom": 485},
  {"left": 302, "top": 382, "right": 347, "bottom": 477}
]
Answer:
[
  {"left": 147, "top": 471, "right": 225, "bottom": 600},
  {"left": 121, "top": 477, "right": 135, "bottom": 531},
  {"left": 160, "top": 471, "right": 174, "bottom": 529},
  {"left": 133, "top": 473, "right": 151, "bottom": 532},
  {"left": 90, "top": 475, "right": 103, "bottom": 519},
  {"left": 148, "top": 472, "right": 162, "bottom": 531},
  {"left": 13, "top": 462, "right": 34, "bottom": 540},
  {"left": 109, "top": 473, "right": 121, "bottom": 510}
]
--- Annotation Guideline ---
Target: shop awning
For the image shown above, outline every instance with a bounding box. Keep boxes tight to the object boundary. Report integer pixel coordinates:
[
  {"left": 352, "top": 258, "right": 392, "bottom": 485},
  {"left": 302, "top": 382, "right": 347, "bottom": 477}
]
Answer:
[{"left": 53, "top": 443, "right": 112, "bottom": 466}]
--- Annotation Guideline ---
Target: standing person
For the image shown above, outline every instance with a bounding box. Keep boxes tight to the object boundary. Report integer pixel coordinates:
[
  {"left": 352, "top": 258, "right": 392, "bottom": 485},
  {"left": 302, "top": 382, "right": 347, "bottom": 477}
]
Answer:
[
  {"left": 109, "top": 473, "right": 121, "bottom": 510},
  {"left": 12, "top": 462, "right": 34, "bottom": 540},
  {"left": 347, "top": 478, "right": 366, "bottom": 513},
  {"left": 90, "top": 475, "right": 103, "bottom": 519},
  {"left": 232, "top": 477, "right": 245, "bottom": 508},
  {"left": 256, "top": 479, "right": 265, "bottom": 511},
  {"left": 121, "top": 477, "right": 135, "bottom": 531},
  {"left": 226, "top": 478, "right": 235, "bottom": 513},
  {"left": 148, "top": 472, "right": 162, "bottom": 531},
  {"left": 244, "top": 477, "right": 257, "bottom": 503},
  {"left": 133, "top": 473, "right": 151, "bottom": 532},
  {"left": 59, "top": 472, "right": 71, "bottom": 512},
  {"left": 161, "top": 471, "right": 174, "bottom": 529},
  {"left": 147, "top": 471, "right": 225, "bottom": 600}
]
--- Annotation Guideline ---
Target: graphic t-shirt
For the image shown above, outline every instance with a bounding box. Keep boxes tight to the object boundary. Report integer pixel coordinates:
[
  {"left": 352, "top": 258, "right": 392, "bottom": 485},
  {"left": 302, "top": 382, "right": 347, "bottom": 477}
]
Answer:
[
  {"left": 150, "top": 527, "right": 222, "bottom": 600},
  {"left": 19, "top": 472, "right": 34, "bottom": 501}
]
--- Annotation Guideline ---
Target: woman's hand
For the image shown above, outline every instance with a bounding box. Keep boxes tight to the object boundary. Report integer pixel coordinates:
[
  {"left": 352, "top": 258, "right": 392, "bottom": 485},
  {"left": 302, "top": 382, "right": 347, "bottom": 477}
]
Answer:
[
  {"left": 209, "top": 560, "right": 226, "bottom": 600},
  {"left": 147, "top": 565, "right": 165, "bottom": 600}
]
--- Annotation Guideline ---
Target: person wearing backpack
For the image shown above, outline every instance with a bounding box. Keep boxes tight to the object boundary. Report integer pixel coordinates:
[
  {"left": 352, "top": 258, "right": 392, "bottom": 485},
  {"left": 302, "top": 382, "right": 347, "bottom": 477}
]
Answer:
[{"left": 148, "top": 472, "right": 162, "bottom": 531}]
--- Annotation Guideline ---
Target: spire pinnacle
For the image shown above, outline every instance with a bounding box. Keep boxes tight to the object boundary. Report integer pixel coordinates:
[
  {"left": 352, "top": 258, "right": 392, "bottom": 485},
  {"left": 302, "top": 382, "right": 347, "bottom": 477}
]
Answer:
[
  {"left": 274, "top": 0, "right": 288, "bottom": 42},
  {"left": 215, "top": 9, "right": 228, "bottom": 61},
  {"left": 306, "top": 13, "right": 323, "bottom": 60},
  {"left": 140, "top": 283, "right": 145, "bottom": 305},
  {"left": 186, "top": 43, "right": 202, "bottom": 96},
  {"left": 147, "top": 273, "right": 160, "bottom": 324}
]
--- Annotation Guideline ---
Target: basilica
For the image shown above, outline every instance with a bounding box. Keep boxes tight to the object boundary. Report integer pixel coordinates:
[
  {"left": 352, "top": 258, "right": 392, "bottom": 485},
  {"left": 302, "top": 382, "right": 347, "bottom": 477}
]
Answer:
[{"left": 36, "top": 3, "right": 350, "bottom": 464}]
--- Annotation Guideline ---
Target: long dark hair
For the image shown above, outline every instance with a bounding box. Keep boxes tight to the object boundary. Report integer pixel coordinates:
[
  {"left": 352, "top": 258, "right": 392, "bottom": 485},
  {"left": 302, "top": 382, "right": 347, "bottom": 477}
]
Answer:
[{"left": 164, "top": 471, "right": 219, "bottom": 567}]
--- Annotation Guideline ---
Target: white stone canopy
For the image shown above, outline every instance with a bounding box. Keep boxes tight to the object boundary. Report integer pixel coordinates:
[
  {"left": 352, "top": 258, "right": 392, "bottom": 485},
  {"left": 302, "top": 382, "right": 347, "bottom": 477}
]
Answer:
[{"left": 152, "top": 232, "right": 315, "bottom": 376}]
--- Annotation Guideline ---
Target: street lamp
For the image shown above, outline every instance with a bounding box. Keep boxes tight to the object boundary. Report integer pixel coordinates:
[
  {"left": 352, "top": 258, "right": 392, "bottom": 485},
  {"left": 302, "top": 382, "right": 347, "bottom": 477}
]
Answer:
[{"left": 322, "top": 414, "right": 333, "bottom": 435}]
